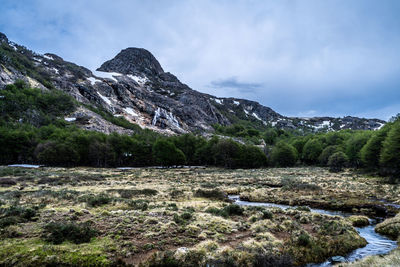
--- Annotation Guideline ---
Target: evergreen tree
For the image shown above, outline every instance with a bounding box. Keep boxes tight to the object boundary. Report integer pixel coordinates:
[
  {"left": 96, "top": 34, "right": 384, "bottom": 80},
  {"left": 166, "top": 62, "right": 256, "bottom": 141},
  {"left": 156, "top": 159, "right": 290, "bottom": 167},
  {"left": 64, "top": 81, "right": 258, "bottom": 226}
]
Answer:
[
  {"left": 152, "top": 139, "right": 186, "bottom": 166},
  {"left": 360, "top": 126, "right": 390, "bottom": 170},
  {"left": 302, "top": 139, "right": 323, "bottom": 165},
  {"left": 270, "top": 141, "right": 297, "bottom": 167},
  {"left": 380, "top": 121, "right": 400, "bottom": 176}
]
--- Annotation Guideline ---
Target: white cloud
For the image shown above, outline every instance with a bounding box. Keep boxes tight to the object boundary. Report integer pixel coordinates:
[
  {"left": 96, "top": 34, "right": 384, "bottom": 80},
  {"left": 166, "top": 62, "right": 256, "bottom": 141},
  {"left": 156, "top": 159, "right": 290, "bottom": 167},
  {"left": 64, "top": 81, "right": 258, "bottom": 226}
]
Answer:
[{"left": 1, "top": 0, "right": 400, "bottom": 119}]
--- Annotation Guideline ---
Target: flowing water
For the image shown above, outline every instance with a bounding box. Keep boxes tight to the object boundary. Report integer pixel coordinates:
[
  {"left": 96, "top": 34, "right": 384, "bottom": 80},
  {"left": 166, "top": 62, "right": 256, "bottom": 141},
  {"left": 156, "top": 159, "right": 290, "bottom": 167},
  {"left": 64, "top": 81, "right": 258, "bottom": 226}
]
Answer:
[{"left": 228, "top": 195, "right": 398, "bottom": 266}]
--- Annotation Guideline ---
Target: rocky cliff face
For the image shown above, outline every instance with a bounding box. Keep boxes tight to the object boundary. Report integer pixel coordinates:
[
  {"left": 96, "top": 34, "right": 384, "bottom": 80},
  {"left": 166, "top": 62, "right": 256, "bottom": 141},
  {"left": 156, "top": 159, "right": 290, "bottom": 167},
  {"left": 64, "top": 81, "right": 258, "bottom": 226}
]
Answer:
[{"left": 0, "top": 32, "right": 385, "bottom": 134}]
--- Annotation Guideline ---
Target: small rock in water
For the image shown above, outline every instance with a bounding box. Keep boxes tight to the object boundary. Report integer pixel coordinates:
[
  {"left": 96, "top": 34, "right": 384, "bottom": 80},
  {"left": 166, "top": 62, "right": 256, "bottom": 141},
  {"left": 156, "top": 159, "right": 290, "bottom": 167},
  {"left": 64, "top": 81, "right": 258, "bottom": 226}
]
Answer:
[{"left": 331, "top": 256, "right": 346, "bottom": 263}]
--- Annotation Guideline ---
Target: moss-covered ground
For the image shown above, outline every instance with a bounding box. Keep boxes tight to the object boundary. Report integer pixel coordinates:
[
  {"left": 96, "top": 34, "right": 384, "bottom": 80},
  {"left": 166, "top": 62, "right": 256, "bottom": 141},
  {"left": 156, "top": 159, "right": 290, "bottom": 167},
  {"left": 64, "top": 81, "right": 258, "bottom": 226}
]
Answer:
[{"left": 0, "top": 166, "right": 398, "bottom": 266}]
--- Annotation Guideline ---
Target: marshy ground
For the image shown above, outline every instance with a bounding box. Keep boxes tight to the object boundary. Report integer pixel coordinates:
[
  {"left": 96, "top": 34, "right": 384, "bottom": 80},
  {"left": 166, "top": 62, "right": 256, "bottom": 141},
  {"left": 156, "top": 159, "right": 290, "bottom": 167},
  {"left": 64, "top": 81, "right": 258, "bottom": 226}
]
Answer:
[{"left": 0, "top": 166, "right": 399, "bottom": 266}]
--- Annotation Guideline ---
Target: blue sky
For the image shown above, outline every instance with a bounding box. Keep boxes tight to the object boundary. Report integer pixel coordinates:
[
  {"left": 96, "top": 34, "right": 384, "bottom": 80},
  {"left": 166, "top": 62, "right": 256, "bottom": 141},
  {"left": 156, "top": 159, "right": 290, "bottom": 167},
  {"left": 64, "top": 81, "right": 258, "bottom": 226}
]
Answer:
[{"left": 1, "top": 0, "right": 400, "bottom": 120}]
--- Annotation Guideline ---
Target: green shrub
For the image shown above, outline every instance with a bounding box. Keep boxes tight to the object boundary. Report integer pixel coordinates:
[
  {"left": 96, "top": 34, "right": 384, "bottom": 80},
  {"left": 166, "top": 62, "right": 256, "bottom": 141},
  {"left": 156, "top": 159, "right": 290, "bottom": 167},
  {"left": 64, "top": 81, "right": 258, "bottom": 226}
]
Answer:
[
  {"left": 318, "top": 145, "right": 338, "bottom": 166},
  {"left": 80, "top": 193, "right": 112, "bottom": 207},
  {"left": 194, "top": 188, "right": 227, "bottom": 200},
  {"left": 270, "top": 142, "right": 298, "bottom": 167},
  {"left": 127, "top": 199, "right": 149, "bottom": 211},
  {"left": 380, "top": 121, "right": 400, "bottom": 176},
  {"left": 153, "top": 139, "right": 186, "bottom": 166},
  {"left": 361, "top": 127, "right": 389, "bottom": 170},
  {"left": 262, "top": 210, "right": 273, "bottom": 219},
  {"left": 205, "top": 204, "right": 243, "bottom": 218},
  {"left": 297, "top": 233, "right": 311, "bottom": 247},
  {"left": 42, "top": 221, "right": 97, "bottom": 244},
  {"left": 328, "top": 151, "right": 348, "bottom": 172},
  {"left": 302, "top": 139, "right": 323, "bottom": 165}
]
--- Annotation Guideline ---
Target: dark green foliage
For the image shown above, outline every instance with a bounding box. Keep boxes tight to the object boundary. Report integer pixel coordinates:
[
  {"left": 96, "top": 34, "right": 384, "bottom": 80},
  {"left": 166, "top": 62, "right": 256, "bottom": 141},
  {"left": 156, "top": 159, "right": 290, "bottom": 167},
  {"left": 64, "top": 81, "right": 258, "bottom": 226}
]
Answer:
[
  {"left": 0, "top": 43, "right": 54, "bottom": 88},
  {"left": 213, "top": 139, "right": 241, "bottom": 168},
  {"left": 35, "top": 141, "right": 80, "bottom": 166},
  {"left": 361, "top": 126, "right": 390, "bottom": 170},
  {"left": 0, "top": 82, "right": 75, "bottom": 125},
  {"left": 270, "top": 142, "right": 298, "bottom": 167},
  {"left": 318, "top": 145, "right": 338, "bottom": 165},
  {"left": 173, "top": 212, "right": 193, "bottom": 224},
  {"left": 194, "top": 188, "right": 227, "bottom": 200},
  {"left": 345, "top": 132, "right": 372, "bottom": 167},
  {"left": 127, "top": 199, "right": 149, "bottom": 211},
  {"left": 205, "top": 204, "right": 244, "bottom": 217},
  {"left": 171, "top": 134, "right": 206, "bottom": 165},
  {"left": 79, "top": 193, "right": 112, "bottom": 207},
  {"left": 302, "top": 139, "right": 323, "bottom": 165},
  {"left": 297, "top": 233, "right": 311, "bottom": 247},
  {"left": 42, "top": 221, "right": 97, "bottom": 244},
  {"left": 262, "top": 210, "right": 273, "bottom": 219},
  {"left": 263, "top": 128, "right": 278, "bottom": 145},
  {"left": 153, "top": 139, "right": 186, "bottom": 166},
  {"left": 0, "top": 205, "right": 37, "bottom": 228},
  {"left": 380, "top": 120, "right": 400, "bottom": 176},
  {"left": 239, "top": 145, "right": 268, "bottom": 168},
  {"left": 328, "top": 151, "right": 348, "bottom": 172}
]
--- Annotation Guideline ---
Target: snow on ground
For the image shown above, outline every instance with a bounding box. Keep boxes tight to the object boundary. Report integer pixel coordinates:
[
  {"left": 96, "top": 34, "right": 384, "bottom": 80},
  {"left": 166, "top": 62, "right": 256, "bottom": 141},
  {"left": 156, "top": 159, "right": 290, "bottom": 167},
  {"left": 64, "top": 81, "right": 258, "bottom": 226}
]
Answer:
[
  {"left": 127, "top": 74, "right": 148, "bottom": 85},
  {"left": 271, "top": 121, "right": 277, "bottom": 127},
  {"left": 8, "top": 164, "right": 41, "bottom": 168},
  {"left": 51, "top": 68, "right": 59, "bottom": 74},
  {"left": 64, "top": 117, "right": 76, "bottom": 122},
  {"left": 314, "top": 120, "right": 331, "bottom": 129},
  {"left": 252, "top": 112, "right": 262, "bottom": 121},
  {"left": 233, "top": 100, "right": 240, "bottom": 105},
  {"left": 9, "top": 42, "right": 17, "bottom": 51},
  {"left": 376, "top": 122, "right": 385, "bottom": 130},
  {"left": 87, "top": 77, "right": 102, "bottom": 85},
  {"left": 97, "top": 92, "right": 112, "bottom": 105},
  {"left": 243, "top": 109, "right": 249, "bottom": 115},
  {"left": 43, "top": 55, "right": 54, "bottom": 60},
  {"left": 124, "top": 107, "right": 138, "bottom": 116},
  {"left": 214, "top": 98, "right": 223, "bottom": 104},
  {"left": 33, "top": 57, "right": 43, "bottom": 62},
  {"left": 93, "top": 70, "right": 122, "bottom": 82}
]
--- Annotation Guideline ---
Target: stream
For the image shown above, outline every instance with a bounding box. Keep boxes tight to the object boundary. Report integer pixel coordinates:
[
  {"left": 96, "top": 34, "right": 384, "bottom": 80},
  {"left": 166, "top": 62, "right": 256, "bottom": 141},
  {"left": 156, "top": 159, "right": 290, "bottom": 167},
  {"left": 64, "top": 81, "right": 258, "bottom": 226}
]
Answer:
[{"left": 228, "top": 195, "right": 398, "bottom": 266}]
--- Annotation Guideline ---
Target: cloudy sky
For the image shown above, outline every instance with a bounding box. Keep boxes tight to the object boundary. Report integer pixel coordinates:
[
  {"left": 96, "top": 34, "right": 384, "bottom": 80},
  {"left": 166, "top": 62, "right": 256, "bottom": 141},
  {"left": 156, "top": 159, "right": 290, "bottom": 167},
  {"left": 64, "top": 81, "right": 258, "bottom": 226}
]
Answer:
[{"left": 1, "top": 0, "right": 400, "bottom": 120}]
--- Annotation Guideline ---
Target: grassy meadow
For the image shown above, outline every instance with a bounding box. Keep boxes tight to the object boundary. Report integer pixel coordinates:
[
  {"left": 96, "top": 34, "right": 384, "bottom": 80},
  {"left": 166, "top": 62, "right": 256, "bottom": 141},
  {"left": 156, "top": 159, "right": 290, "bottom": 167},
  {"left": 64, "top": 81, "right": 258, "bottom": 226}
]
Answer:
[{"left": 0, "top": 166, "right": 399, "bottom": 266}]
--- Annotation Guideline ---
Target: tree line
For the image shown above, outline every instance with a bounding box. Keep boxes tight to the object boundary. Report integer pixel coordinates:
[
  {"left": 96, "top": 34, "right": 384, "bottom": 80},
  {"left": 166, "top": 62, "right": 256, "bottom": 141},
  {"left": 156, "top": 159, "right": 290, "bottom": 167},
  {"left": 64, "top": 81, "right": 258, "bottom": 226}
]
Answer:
[{"left": 0, "top": 82, "right": 399, "bottom": 178}]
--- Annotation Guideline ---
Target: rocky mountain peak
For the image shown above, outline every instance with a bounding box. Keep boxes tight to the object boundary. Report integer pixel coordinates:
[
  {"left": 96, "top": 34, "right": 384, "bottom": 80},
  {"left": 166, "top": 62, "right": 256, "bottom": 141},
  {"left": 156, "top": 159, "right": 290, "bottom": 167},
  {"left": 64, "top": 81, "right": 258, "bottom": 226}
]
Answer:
[{"left": 97, "top": 47, "right": 164, "bottom": 76}]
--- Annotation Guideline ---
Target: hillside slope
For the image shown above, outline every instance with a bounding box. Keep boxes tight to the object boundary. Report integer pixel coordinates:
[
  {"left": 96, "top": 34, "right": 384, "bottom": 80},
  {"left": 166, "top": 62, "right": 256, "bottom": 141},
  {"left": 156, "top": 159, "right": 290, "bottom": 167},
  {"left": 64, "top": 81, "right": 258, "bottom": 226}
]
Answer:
[{"left": 0, "top": 32, "right": 385, "bottom": 135}]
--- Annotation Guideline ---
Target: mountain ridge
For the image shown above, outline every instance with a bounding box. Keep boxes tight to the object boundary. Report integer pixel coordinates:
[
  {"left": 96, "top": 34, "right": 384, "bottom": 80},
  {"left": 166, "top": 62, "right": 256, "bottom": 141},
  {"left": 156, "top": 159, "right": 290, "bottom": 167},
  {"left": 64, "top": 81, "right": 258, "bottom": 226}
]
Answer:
[{"left": 0, "top": 32, "right": 385, "bottom": 135}]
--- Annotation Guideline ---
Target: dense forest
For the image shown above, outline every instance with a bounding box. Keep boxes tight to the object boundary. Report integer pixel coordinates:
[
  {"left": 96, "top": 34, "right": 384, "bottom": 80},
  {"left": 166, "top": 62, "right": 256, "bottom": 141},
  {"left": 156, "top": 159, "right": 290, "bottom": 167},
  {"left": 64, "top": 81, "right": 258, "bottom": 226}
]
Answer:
[{"left": 0, "top": 81, "right": 399, "bottom": 179}]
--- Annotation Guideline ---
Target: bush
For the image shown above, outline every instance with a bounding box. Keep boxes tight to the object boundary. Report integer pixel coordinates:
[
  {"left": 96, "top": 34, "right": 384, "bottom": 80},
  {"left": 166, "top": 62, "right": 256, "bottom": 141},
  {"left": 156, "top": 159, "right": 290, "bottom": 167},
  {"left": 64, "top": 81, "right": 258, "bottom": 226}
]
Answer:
[
  {"left": 194, "top": 188, "right": 227, "bottom": 200},
  {"left": 345, "top": 132, "right": 371, "bottom": 167},
  {"left": 270, "top": 142, "right": 298, "bottom": 167},
  {"left": 361, "top": 127, "right": 389, "bottom": 170},
  {"left": 318, "top": 145, "right": 338, "bottom": 166},
  {"left": 153, "top": 139, "right": 186, "bottom": 166},
  {"left": 0, "top": 205, "right": 37, "bottom": 228},
  {"left": 262, "top": 210, "right": 273, "bottom": 219},
  {"left": 79, "top": 193, "right": 112, "bottom": 207},
  {"left": 328, "top": 151, "right": 348, "bottom": 172},
  {"left": 42, "top": 221, "right": 97, "bottom": 244},
  {"left": 380, "top": 121, "right": 400, "bottom": 176},
  {"left": 127, "top": 199, "right": 149, "bottom": 211},
  {"left": 302, "top": 139, "right": 323, "bottom": 165},
  {"left": 205, "top": 204, "right": 243, "bottom": 217}
]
